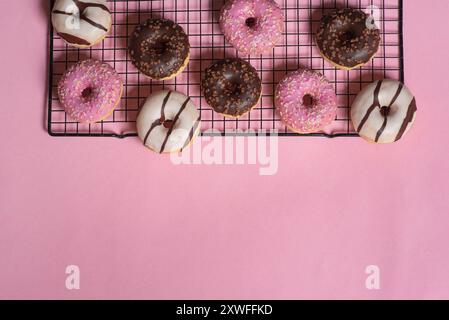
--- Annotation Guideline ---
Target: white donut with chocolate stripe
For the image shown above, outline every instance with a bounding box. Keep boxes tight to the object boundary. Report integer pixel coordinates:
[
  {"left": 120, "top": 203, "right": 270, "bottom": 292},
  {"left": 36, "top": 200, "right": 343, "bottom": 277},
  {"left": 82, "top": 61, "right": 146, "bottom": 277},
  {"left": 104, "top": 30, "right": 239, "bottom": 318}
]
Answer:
[
  {"left": 52, "top": 0, "right": 112, "bottom": 48},
  {"left": 351, "top": 79, "right": 417, "bottom": 144},
  {"left": 137, "top": 91, "right": 201, "bottom": 154}
]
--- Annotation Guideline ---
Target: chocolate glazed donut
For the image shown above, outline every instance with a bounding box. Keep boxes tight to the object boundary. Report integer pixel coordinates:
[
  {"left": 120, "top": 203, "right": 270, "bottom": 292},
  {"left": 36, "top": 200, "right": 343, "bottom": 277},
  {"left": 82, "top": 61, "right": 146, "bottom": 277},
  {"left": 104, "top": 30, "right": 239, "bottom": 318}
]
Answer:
[
  {"left": 202, "top": 58, "right": 262, "bottom": 118},
  {"left": 129, "top": 18, "right": 190, "bottom": 80},
  {"left": 316, "top": 8, "right": 381, "bottom": 70}
]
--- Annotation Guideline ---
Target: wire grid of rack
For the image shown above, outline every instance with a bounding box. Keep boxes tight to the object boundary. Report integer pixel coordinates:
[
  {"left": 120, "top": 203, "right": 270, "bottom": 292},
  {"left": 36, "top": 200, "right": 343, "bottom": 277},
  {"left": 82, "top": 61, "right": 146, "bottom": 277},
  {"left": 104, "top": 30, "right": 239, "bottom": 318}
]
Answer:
[{"left": 47, "top": 0, "right": 404, "bottom": 138}]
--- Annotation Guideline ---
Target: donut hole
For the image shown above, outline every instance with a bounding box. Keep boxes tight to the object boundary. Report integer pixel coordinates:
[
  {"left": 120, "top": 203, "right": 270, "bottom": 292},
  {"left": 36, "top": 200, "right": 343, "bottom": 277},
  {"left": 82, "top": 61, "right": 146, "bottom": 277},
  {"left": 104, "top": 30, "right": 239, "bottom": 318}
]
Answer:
[
  {"left": 367, "top": 18, "right": 378, "bottom": 29},
  {"left": 380, "top": 106, "right": 391, "bottom": 117},
  {"left": 81, "top": 87, "right": 94, "bottom": 100},
  {"left": 341, "top": 29, "right": 359, "bottom": 42},
  {"left": 162, "top": 119, "right": 174, "bottom": 129},
  {"left": 302, "top": 94, "right": 316, "bottom": 108},
  {"left": 245, "top": 17, "right": 257, "bottom": 28},
  {"left": 152, "top": 41, "right": 169, "bottom": 55}
]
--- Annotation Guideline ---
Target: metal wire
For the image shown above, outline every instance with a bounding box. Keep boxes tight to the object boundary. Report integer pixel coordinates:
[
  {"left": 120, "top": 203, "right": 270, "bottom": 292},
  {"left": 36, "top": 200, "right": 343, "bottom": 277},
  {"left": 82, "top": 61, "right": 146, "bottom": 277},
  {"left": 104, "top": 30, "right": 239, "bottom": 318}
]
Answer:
[{"left": 47, "top": 0, "right": 404, "bottom": 138}]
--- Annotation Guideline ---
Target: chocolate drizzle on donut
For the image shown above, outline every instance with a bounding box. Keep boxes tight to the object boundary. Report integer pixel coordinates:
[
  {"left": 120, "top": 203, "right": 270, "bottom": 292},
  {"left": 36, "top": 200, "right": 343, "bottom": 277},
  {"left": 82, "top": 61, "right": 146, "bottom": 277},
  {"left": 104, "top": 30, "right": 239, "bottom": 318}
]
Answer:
[
  {"left": 129, "top": 19, "right": 190, "bottom": 80},
  {"left": 159, "top": 98, "right": 191, "bottom": 153},
  {"left": 316, "top": 8, "right": 381, "bottom": 69},
  {"left": 143, "top": 91, "right": 172, "bottom": 146},
  {"left": 395, "top": 98, "right": 417, "bottom": 142},
  {"left": 73, "top": 0, "right": 110, "bottom": 13},
  {"left": 202, "top": 58, "right": 262, "bottom": 118},
  {"left": 356, "top": 80, "right": 383, "bottom": 132},
  {"left": 52, "top": 0, "right": 111, "bottom": 45},
  {"left": 182, "top": 116, "right": 201, "bottom": 150},
  {"left": 374, "top": 83, "right": 403, "bottom": 142},
  {"left": 142, "top": 91, "right": 195, "bottom": 153},
  {"left": 354, "top": 80, "right": 417, "bottom": 143},
  {"left": 57, "top": 33, "right": 91, "bottom": 46}
]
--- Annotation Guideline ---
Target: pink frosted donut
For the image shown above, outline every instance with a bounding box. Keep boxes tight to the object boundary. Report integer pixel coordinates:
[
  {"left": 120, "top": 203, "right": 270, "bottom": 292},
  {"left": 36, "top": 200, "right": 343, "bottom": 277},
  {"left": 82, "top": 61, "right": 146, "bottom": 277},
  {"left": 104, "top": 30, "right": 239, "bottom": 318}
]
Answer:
[
  {"left": 275, "top": 69, "right": 337, "bottom": 133},
  {"left": 58, "top": 59, "right": 123, "bottom": 123},
  {"left": 219, "top": 0, "right": 284, "bottom": 55}
]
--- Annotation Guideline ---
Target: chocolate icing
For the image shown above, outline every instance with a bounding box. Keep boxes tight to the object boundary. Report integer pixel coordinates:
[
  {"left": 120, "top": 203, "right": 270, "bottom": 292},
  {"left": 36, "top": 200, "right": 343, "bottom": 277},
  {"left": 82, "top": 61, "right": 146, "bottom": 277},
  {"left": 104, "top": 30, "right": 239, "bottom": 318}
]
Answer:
[
  {"left": 374, "top": 83, "right": 403, "bottom": 142},
  {"left": 141, "top": 91, "right": 198, "bottom": 153},
  {"left": 57, "top": 33, "right": 91, "bottom": 46},
  {"left": 159, "top": 97, "right": 191, "bottom": 153},
  {"left": 182, "top": 116, "right": 201, "bottom": 150},
  {"left": 357, "top": 80, "right": 383, "bottom": 132},
  {"left": 355, "top": 80, "right": 417, "bottom": 143},
  {"left": 72, "top": 0, "right": 110, "bottom": 13},
  {"left": 202, "top": 58, "right": 262, "bottom": 118},
  {"left": 52, "top": 0, "right": 111, "bottom": 46},
  {"left": 316, "top": 8, "right": 381, "bottom": 69},
  {"left": 129, "top": 19, "right": 190, "bottom": 80},
  {"left": 395, "top": 98, "right": 417, "bottom": 142},
  {"left": 143, "top": 91, "right": 172, "bottom": 146}
]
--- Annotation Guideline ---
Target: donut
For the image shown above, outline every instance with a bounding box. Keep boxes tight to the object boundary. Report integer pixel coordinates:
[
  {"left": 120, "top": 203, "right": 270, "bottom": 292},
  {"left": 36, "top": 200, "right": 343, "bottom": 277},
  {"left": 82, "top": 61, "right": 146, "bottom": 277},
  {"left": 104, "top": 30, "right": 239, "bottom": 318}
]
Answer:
[
  {"left": 51, "top": 0, "right": 112, "bottom": 48},
  {"left": 202, "top": 58, "right": 262, "bottom": 118},
  {"left": 316, "top": 8, "right": 381, "bottom": 70},
  {"left": 129, "top": 19, "right": 190, "bottom": 80},
  {"left": 137, "top": 91, "right": 201, "bottom": 153},
  {"left": 219, "top": 0, "right": 284, "bottom": 55},
  {"left": 58, "top": 59, "right": 123, "bottom": 123},
  {"left": 275, "top": 69, "right": 337, "bottom": 133},
  {"left": 351, "top": 79, "right": 417, "bottom": 144}
]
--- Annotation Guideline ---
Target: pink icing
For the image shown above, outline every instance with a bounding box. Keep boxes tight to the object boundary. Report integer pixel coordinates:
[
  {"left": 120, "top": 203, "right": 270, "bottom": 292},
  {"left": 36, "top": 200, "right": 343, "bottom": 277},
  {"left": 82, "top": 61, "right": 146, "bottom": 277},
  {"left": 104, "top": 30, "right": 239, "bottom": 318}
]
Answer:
[
  {"left": 275, "top": 69, "right": 337, "bottom": 133},
  {"left": 219, "top": 0, "right": 284, "bottom": 55},
  {"left": 58, "top": 59, "right": 123, "bottom": 123}
]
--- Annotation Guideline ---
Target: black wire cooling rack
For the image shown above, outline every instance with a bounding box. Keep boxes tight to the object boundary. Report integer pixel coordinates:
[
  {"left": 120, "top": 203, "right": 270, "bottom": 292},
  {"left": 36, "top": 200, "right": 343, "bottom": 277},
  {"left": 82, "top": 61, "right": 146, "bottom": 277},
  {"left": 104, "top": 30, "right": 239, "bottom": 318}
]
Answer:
[{"left": 47, "top": 0, "right": 404, "bottom": 138}]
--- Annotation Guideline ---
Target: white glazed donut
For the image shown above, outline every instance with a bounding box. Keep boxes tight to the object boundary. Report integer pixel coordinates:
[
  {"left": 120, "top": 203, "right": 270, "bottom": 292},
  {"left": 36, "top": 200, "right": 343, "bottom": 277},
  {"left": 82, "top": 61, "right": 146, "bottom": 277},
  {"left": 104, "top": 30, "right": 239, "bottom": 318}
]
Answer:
[
  {"left": 137, "top": 91, "right": 201, "bottom": 153},
  {"left": 351, "top": 79, "right": 417, "bottom": 144},
  {"left": 51, "top": 0, "right": 112, "bottom": 48}
]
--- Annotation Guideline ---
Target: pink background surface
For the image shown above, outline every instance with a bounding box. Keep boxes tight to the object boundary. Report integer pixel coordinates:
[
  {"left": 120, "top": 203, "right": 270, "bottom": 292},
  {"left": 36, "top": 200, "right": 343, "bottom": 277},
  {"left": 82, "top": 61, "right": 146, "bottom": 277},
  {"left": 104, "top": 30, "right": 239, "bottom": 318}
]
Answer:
[{"left": 1, "top": 0, "right": 449, "bottom": 299}]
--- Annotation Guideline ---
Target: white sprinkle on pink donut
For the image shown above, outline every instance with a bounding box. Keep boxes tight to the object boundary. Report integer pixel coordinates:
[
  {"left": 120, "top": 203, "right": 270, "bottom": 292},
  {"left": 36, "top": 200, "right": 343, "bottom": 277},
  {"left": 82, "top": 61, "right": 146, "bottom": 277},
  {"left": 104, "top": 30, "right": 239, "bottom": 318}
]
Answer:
[
  {"left": 219, "top": 0, "right": 285, "bottom": 55},
  {"left": 275, "top": 69, "right": 338, "bottom": 133},
  {"left": 58, "top": 59, "right": 123, "bottom": 123}
]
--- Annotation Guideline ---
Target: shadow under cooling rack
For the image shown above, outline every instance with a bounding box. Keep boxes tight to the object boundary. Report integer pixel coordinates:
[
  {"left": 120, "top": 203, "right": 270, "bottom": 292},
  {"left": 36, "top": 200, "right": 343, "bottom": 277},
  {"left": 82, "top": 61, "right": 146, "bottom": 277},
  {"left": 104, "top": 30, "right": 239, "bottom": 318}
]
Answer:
[{"left": 47, "top": 0, "right": 404, "bottom": 138}]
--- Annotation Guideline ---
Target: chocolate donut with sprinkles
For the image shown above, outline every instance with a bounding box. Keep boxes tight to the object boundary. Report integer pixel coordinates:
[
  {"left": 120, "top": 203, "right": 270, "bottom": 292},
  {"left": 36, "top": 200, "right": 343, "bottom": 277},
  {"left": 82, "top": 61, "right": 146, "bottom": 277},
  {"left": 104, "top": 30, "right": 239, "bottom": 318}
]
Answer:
[
  {"left": 51, "top": 0, "right": 112, "bottom": 48},
  {"left": 129, "top": 18, "right": 190, "bottom": 80},
  {"left": 202, "top": 58, "right": 262, "bottom": 118},
  {"left": 351, "top": 79, "right": 417, "bottom": 144},
  {"left": 316, "top": 8, "right": 381, "bottom": 70}
]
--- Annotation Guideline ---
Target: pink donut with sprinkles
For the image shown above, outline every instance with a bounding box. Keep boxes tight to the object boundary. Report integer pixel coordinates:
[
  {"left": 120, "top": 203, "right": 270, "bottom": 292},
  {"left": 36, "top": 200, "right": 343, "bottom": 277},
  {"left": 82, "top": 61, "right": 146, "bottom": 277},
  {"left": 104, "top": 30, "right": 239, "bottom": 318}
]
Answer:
[
  {"left": 275, "top": 69, "right": 338, "bottom": 133},
  {"left": 58, "top": 59, "right": 123, "bottom": 123},
  {"left": 219, "top": 0, "right": 284, "bottom": 55}
]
